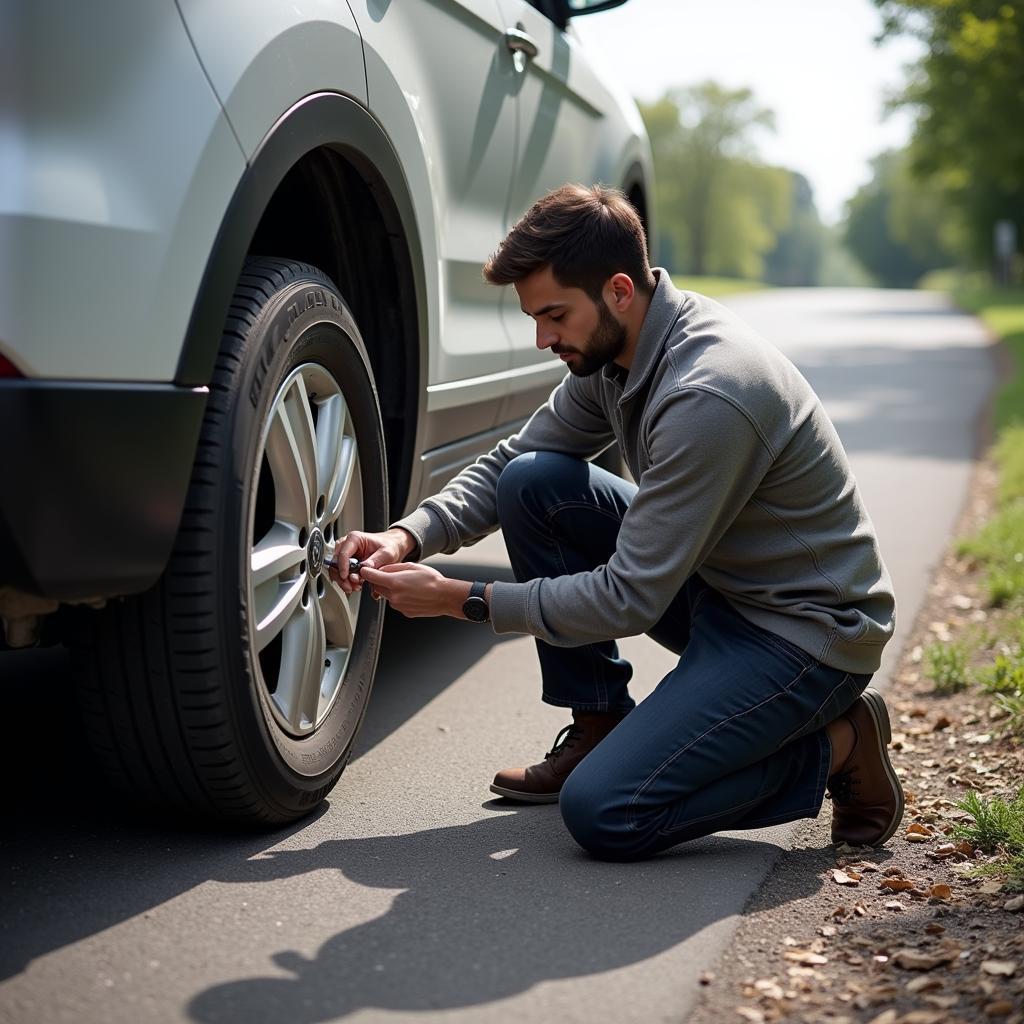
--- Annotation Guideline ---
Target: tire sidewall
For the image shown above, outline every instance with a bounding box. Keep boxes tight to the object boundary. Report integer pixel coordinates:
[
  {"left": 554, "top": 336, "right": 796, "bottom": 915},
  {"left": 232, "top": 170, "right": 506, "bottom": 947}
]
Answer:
[{"left": 224, "top": 273, "right": 387, "bottom": 810}]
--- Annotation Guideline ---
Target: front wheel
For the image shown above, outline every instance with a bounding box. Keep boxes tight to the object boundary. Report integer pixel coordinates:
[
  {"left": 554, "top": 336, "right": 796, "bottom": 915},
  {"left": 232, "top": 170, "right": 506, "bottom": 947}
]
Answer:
[{"left": 72, "top": 258, "right": 388, "bottom": 824}]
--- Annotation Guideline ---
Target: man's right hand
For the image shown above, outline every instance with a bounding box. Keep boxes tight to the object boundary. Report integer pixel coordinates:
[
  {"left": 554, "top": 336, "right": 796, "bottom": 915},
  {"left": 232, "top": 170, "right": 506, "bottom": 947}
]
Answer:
[{"left": 330, "top": 527, "right": 418, "bottom": 594}]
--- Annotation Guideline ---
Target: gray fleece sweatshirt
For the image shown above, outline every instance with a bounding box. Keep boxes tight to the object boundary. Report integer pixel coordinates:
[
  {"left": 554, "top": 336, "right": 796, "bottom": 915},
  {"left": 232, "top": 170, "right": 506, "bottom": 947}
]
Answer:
[{"left": 395, "top": 270, "right": 896, "bottom": 674}]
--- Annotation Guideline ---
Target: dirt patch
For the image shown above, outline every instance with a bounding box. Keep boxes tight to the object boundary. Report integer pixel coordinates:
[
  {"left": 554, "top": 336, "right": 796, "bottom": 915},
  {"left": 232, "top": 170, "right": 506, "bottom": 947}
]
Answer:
[{"left": 688, "top": 455, "right": 1024, "bottom": 1024}]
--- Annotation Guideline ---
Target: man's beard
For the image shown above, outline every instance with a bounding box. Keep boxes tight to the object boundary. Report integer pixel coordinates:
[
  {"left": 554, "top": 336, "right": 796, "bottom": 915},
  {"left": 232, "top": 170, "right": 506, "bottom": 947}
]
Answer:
[{"left": 556, "top": 301, "right": 628, "bottom": 377}]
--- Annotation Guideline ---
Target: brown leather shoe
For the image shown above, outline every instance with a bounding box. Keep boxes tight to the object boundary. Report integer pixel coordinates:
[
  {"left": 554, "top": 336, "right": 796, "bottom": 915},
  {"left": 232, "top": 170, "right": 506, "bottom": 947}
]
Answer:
[
  {"left": 828, "top": 688, "right": 905, "bottom": 847},
  {"left": 489, "top": 711, "right": 627, "bottom": 803}
]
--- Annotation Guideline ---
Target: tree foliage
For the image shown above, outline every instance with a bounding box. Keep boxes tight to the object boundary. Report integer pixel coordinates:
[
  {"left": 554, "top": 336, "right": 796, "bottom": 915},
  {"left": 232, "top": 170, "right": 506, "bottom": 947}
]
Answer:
[
  {"left": 638, "top": 84, "right": 804, "bottom": 280},
  {"left": 875, "top": 0, "right": 1024, "bottom": 264},
  {"left": 844, "top": 149, "right": 960, "bottom": 286}
]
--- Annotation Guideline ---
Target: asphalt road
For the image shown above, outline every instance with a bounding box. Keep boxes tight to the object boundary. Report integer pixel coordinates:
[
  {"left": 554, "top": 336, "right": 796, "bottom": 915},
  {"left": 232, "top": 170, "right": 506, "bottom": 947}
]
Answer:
[{"left": 0, "top": 288, "right": 996, "bottom": 1024}]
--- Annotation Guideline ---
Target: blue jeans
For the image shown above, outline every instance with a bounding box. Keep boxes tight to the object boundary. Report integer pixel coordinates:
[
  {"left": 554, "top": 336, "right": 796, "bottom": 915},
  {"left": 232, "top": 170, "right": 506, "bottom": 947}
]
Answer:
[{"left": 495, "top": 451, "right": 870, "bottom": 860}]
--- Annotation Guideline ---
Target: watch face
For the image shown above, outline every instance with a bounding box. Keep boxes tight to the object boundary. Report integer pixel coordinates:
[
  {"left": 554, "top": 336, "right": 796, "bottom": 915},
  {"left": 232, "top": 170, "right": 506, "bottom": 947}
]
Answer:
[{"left": 463, "top": 596, "right": 488, "bottom": 622}]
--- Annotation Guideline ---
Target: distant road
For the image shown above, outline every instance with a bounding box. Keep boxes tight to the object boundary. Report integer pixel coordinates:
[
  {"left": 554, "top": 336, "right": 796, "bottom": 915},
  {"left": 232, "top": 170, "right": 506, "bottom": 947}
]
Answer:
[{"left": 0, "top": 287, "right": 995, "bottom": 1024}]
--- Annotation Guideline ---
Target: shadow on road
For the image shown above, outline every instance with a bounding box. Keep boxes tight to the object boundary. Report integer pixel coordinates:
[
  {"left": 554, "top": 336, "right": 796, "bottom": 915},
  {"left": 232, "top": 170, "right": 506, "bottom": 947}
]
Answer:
[
  {"left": 185, "top": 814, "right": 828, "bottom": 1023},
  {"left": 354, "top": 559, "right": 518, "bottom": 758},
  {"left": 0, "top": 561, "right": 517, "bottom": 983}
]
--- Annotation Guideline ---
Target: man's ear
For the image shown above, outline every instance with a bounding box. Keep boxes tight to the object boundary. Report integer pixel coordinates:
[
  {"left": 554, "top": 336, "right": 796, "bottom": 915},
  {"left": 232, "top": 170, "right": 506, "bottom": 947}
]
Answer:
[{"left": 606, "top": 272, "right": 636, "bottom": 313}]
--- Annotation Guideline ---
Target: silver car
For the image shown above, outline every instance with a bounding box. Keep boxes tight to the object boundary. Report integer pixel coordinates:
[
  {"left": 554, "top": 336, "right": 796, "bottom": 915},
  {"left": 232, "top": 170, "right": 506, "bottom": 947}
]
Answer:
[{"left": 0, "top": 0, "right": 653, "bottom": 823}]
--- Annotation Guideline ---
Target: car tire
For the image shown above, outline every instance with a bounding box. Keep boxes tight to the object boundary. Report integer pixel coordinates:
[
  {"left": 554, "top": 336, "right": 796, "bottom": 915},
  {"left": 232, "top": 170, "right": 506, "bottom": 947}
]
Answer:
[{"left": 70, "top": 257, "right": 388, "bottom": 824}]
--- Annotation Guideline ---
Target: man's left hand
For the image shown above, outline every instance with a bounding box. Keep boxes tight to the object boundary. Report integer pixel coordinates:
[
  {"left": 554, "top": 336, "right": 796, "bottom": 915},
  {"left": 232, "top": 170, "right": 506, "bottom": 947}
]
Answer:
[{"left": 359, "top": 563, "right": 471, "bottom": 619}]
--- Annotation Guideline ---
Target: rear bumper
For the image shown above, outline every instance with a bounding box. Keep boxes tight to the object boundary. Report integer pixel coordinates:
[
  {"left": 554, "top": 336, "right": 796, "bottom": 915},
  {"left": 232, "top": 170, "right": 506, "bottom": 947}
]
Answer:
[{"left": 0, "top": 380, "right": 207, "bottom": 601}]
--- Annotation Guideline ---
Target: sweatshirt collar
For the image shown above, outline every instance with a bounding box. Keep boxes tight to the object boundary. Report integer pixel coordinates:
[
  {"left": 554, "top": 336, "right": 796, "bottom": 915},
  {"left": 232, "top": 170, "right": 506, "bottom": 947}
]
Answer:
[{"left": 602, "top": 268, "right": 686, "bottom": 404}]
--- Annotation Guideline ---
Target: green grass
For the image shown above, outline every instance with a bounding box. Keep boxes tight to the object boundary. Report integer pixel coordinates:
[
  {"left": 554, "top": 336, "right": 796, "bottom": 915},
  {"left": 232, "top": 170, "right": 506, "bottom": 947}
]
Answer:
[
  {"left": 952, "top": 286, "right": 1024, "bottom": 433},
  {"left": 671, "top": 276, "right": 769, "bottom": 298},
  {"left": 953, "top": 788, "right": 1024, "bottom": 891},
  {"left": 950, "top": 288, "right": 1024, "bottom": 608},
  {"left": 924, "top": 639, "right": 972, "bottom": 693}
]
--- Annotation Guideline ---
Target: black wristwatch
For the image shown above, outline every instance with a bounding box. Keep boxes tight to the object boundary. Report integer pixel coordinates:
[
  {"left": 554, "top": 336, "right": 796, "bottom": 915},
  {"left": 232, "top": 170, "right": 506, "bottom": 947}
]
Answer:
[{"left": 462, "top": 580, "right": 489, "bottom": 623}]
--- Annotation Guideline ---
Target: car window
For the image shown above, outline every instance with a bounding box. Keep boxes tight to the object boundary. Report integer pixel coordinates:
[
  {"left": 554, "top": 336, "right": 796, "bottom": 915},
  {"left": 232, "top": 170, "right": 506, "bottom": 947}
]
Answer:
[{"left": 526, "top": 1, "right": 562, "bottom": 24}]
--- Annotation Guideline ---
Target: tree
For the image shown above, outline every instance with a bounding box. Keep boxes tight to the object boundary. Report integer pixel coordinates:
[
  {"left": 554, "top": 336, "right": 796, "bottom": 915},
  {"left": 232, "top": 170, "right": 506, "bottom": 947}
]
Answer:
[
  {"left": 763, "top": 173, "right": 826, "bottom": 287},
  {"left": 874, "top": 0, "right": 1024, "bottom": 268},
  {"left": 639, "top": 83, "right": 792, "bottom": 278},
  {"left": 844, "top": 149, "right": 959, "bottom": 286}
]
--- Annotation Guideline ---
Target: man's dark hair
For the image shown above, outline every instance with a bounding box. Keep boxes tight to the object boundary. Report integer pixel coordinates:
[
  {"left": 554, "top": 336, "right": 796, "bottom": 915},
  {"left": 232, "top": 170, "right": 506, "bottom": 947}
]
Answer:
[{"left": 483, "top": 184, "right": 656, "bottom": 301}]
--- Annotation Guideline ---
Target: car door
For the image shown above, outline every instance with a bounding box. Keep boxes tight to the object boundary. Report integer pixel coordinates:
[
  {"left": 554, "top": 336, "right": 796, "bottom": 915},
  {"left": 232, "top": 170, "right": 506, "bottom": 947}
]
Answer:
[
  {"left": 352, "top": 0, "right": 520, "bottom": 409},
  {"left": 494, "top": 0, "right": 624, "bottom": 371}
]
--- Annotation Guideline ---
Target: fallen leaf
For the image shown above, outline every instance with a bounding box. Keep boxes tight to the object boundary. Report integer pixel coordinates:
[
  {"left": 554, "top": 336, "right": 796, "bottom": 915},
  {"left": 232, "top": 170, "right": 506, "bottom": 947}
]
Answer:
[
  {"left": 833, "top": 869, "right": 861, "bottom": 886},
  {"left": 881, "top": 878, "right": 916, "bottom": 892},
  {"left": 932, "top": 843, "right": 957, "bottom": 858},
  {"left": 734, "top": 1008, "right": 764, "bottom": 1023},
  {"left": 892, "top": 948, "right": 958, "bottom": 970},
  {"left": 925, "top": 922, "right": 946, "bottom": 934},
  {"left": 783, "top": 950, "right": 828, "bottom": 965},
  {"left": 907, "top": 822, "right": 931, "bottom": 835},
  {"left": 753, "top": 979, "right": 784, "bottom": 1000},
  {"left": 906, "top": 831, "right": 932, "bottom": 843},
  {"left": 933, "top": 715, "right": 952, "bottom": 731},
  {"left": 980, "top": 960, "right": 1017, "bottom": 976},
  {"left": 955, "top": 840, "right": 975, "bottom": 856},
  {"left": 984, "top": 1002, "right": 1014, "bottom": 1018},
  {"left": 978, "top": 879, "right": 1005, "bottom": 895},
  {"left": 929, "top": 884, "right": 952, "bottom": 900},
  {"left": 923, "top": 994, "right": 960, "bottom": 1009},
  {"left": 866, "top": 1011, "right": 898, "bottom": 1024},
  {"left": 901, "top": 1012, "right": 947, "bottom": 1024},
  {"left": 906, "top": 975, "right": 944, "bottom": 993}
]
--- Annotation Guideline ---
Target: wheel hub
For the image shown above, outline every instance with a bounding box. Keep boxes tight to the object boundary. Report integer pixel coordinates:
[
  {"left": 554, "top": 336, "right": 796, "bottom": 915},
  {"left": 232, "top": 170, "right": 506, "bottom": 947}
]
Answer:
[{"left": 307, "top": 527, "right": 325, "bottom": 577}]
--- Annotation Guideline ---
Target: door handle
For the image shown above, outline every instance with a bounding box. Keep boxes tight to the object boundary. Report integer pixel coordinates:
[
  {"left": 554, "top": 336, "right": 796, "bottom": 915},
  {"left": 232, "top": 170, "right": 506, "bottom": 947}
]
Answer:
[{"left": 504, "top": 27, "right": 539, "bottom": 72}]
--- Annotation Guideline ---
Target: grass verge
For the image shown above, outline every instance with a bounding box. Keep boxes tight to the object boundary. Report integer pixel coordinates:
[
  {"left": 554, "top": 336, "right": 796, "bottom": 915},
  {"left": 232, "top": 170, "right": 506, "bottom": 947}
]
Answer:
[
  {"left": 924, "top": 284, "right": 1024, "bottom": 890},
  {"left": 671, "top": 275, "right": 769, "bottom": 298}
]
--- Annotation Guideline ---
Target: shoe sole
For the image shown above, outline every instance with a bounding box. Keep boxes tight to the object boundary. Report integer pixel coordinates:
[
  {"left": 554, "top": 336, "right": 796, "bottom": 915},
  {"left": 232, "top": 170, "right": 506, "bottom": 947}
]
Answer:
[
  {"left": 857, "top": 687, "right": 906, "bottom": 847},
  {"left": 488, "top": 783, "right": 561, "bottom": 804}
]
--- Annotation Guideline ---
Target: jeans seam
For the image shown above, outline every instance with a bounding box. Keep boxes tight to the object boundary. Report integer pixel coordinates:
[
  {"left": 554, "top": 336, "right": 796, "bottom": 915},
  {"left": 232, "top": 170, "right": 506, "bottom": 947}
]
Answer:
[
  {"left": 658, "top": 793, "right": 764, "bottom": 835},
  {"left": 776, "top": 672, "right": 858, "bottom": 749},
  {"left": 545, "top": 500, "right": 627, "bottom": 523},
  {"left": 546, "top": 504, "right": 618, "bottom": 710},
  {"left": 755, "top": 629, "right": 814, "bottom": 670},
  {"left": 626, "top": 660, "right": 816, "bottom": 830}
]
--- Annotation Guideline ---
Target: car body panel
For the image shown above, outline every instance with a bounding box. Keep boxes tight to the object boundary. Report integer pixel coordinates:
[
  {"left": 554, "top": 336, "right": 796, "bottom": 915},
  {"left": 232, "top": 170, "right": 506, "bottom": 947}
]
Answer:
[
  {"left": 175, "top": 0, "right": 368, "bottom": 154},
  {"left": 0, "top": 0, "right": 245, "bottom": 382},
  {"left": 352, "top": 0, "right": 519, "bottom": 398}
]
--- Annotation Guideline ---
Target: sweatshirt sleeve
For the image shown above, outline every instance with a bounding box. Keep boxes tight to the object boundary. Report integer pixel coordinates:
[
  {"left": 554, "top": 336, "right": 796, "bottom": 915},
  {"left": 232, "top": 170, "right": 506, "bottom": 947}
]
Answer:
[
  {"left": 488, "top": 387, "right": 775, "bottom": 645},
  {"left": 391, "top": 372, "right": 616, "bottom": 560}
]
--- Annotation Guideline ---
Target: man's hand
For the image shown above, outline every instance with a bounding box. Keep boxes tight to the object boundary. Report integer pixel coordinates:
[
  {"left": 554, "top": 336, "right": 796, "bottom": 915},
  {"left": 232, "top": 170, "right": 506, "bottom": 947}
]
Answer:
[
  {"left": 328, "top": 527, "right": 417, "bottom": 594},
  {"left": 359, "top": 563, "right": 472, "bottom": 619}
]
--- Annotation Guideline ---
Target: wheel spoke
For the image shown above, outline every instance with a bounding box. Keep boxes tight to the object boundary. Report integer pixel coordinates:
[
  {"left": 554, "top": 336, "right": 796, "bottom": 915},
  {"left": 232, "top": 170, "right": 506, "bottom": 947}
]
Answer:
[
  {"left": 335, "top": 450, "right": 363, "bottom": 541},
  {"left": 325, "top": 401, "right": 358, "bottom": 524},
  {"left": 315, "top": 394, "right": 345, "bottom": 513},
  {"left": 265, "top": 376, "right": 317, "bottom": 525},
  {"left": 276, "top": 597, "right": 326, "bottom": 733},
  {"left": 321, "top": 577, "right": 358, "bottom": 649},
  {"left": 251, "top": 522, "right": 303, "bottom": 588},
  {"left": 254, "top": 575, "right": 305, "bottom": 653}
]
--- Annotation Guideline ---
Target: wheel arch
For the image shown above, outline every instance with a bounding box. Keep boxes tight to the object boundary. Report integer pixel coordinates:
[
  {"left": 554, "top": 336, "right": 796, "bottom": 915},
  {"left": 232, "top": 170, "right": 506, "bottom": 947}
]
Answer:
[
  {"left": 620, "top": 161, "right": 654, "bottom": 263},
  {"left": 175, "top": 92, "right": 428, "bottom": 518}
]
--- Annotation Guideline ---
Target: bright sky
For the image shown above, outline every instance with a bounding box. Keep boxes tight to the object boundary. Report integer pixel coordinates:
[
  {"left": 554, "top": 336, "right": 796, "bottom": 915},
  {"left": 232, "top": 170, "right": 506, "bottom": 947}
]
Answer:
[{"left": 573, "top": 0, "right": 926, "bottom": 225}]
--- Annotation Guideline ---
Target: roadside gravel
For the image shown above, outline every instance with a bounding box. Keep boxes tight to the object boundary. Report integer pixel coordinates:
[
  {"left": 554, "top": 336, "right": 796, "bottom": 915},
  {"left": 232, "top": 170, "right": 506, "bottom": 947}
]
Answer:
[{"left": 688, "top": 455, "right": 1024, "bottom": 1024}]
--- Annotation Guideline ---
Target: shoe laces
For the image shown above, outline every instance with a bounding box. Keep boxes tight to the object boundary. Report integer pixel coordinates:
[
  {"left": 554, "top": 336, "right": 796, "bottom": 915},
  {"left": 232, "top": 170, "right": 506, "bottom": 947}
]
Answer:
[
  {"left": 545, "top": 723, "right": 583, "bottom": 760},
  {"left": 829, "top": 769, "right": 859, "bottom": 803}
]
